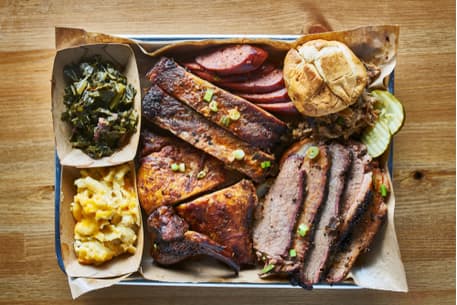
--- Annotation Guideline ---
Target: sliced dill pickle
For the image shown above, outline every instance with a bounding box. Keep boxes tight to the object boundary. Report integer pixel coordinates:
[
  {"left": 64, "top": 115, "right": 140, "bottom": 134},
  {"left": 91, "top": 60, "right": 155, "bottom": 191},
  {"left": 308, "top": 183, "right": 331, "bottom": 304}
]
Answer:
[
  {"left": 371, "top": 90, "right": 405, "bottom": 135},
  {"left": 361, "top": 119, "right": 391, "bottom": 158}
]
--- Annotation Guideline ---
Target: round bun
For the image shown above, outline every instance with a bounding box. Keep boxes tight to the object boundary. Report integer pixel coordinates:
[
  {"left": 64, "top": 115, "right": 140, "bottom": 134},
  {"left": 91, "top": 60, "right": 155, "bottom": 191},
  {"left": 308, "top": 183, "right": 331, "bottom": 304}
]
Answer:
[{"left": 283, "top": 39, "right": 368, "bottom": 117}]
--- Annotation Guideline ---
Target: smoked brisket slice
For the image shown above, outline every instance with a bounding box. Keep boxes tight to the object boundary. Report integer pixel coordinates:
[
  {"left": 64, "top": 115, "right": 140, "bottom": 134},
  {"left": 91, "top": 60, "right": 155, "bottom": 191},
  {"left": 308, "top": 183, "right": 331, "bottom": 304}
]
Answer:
[
  {"left": 289, "top": 143, "right": 331, "bottom": 284},
  {"left": 146, "top": 57, "right": 287, "bottom": 152},
  {"left": 142, "top": 85, "right": 275, "bottom": 182},
  {"left": 300, "top": 143, "right": 352, "bottom": 286},
  {"left": 326, "top": 167, "right": 388, "bottom": 283},
  {"left": 253, "top": 154, "right": 306, "bottom": 275},
  {"left": 337, "top": 143, "right": 373, "bottom": 242}
]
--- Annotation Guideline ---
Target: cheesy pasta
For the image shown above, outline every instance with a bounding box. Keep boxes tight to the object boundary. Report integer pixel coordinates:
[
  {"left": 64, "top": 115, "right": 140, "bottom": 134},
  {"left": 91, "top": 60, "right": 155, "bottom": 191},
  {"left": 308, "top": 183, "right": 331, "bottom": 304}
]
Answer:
[{"left": 70, "top": 164, "right": 140, "bottom": 265}]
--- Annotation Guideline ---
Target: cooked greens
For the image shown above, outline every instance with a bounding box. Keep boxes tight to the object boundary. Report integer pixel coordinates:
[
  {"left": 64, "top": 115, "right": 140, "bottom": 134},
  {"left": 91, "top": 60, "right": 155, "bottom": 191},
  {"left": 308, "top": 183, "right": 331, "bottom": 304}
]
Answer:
[{"left": 61, "top": 56, "right": 138, "bottom": 159}]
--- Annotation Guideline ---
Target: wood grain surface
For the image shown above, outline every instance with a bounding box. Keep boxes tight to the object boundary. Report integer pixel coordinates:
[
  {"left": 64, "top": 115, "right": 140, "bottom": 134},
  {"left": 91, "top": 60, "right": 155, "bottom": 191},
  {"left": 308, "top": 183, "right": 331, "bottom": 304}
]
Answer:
[{"left": 0, "top": 0, "right": 455, "bottom": 304}]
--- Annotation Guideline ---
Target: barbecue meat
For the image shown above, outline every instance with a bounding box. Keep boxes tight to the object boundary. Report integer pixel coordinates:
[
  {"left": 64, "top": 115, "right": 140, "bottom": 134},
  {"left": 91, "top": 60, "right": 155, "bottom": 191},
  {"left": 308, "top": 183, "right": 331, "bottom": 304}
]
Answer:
[
  {"left": 137, "top": 129, "right": 238, "bottom": 215},
  {"left": 253, "top": 153, "right": 307, "bottom": 275},
  {"left": 326, "top": 166, "right": 388, "bottom": 283},
  {"left": 195, "top": 44, "right": 268, "bottom": 75},
  {"left": 142, "top": 84, "right": 275, "bottom": 182},
  {"left": 146, "top": 57, "right": 287, "bottom": 151},
  {"left": 300, "top": 143, "right": 352, "bottom": 286},
  {"left": 176, "top": 180, "right": 257, "bottom": 266},
  {"left": 337, "top": 143, "right": 373, "bottom": 242},
  {"left": 290, "top": 143, "right": 330, "bottom": 264},
  {"left": 148, "top": 206, "right": 240, "bottom": 274}
]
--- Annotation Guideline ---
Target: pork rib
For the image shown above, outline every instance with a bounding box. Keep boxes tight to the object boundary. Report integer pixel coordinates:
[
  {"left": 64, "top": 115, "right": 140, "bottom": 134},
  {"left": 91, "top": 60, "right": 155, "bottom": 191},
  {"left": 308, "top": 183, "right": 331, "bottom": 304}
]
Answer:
[
  {"left": 147, "top": 57, "right": 287, "bottom": 151},
  {"left": 142, "top": 85, "right": 275, "bottom": 182}
]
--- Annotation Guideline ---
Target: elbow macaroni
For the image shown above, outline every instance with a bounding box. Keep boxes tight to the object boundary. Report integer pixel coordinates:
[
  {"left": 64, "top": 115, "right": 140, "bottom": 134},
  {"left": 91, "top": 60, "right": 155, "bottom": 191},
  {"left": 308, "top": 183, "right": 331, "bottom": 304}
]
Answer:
[{"left": 70, "top": 164, "right": 140, "bottom": 265}]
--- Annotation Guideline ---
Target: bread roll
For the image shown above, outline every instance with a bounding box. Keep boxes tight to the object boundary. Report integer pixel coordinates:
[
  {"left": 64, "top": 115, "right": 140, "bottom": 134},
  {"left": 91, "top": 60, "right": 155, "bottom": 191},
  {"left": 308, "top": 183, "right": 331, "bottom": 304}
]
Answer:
[{"left": 284, "top": 40, "right": 368, "bottom": 117}]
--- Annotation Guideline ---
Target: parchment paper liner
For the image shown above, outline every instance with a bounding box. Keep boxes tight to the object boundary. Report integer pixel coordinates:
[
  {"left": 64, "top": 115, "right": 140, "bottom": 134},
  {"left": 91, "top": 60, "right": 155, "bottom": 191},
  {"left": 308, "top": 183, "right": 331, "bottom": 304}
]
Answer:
[
  {"left": 59, "top": 161, "right": 144, "bottom": 297},
  {"left": 52, "top": 43, "right": 141, "bottom": 168},
  {"left": 54, "top": 25, "right": 407, "bottom": 295}
]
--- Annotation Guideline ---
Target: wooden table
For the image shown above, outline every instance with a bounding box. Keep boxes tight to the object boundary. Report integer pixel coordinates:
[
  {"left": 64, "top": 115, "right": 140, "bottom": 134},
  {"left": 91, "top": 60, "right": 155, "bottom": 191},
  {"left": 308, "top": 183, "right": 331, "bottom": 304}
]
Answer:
[{"left": 0, "top": 0, "right": 455, "bottom": 304}]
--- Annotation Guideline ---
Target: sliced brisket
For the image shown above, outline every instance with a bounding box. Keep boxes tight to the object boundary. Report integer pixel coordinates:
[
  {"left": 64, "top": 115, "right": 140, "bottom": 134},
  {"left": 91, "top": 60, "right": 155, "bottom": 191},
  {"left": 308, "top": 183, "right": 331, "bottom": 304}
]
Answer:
[
  {"left": 326, "top": 166, "right": 388, "bottom": 283},
  {"left": 290, "top": 144, "right": 331, "bottom": 271},
  {"left": 252, "top": 154, "right": 306, "bottom": 275},
  {"left": 300, "top": 143, "right": 352, "bottom": 286}
]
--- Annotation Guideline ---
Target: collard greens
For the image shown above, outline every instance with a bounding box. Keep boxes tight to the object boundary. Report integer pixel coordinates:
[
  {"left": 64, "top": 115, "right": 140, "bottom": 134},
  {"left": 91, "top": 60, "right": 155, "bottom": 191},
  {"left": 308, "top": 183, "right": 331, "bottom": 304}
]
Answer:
[{"left": 61, "top": 56, "right": 138, "bottom": 159}]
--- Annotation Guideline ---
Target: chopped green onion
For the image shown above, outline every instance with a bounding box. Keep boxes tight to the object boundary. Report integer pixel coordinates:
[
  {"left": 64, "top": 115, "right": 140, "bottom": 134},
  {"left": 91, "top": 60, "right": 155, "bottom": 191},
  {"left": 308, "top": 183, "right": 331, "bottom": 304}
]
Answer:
[
  {"left": 203, "top": 88, "right": 214, "bottom": 102},
  {"left": 260, "top": 263, "right": 275, "bottom": 274},
  {"left": 220, "top": 115, "right": 231, "bottom": 127},
  {"left": 171, "top": 163, "right": 179, "bottom": 171},
  {"left": 197, "top": 170, "right": 207, "bottom": 179},
  {"left": 289, "top": 248, "right": 297, "bottom": 257},
  {"left": 178, "top": 163, "right": 186, "bottom": 173},
  {"left": 228, "top": 108, "right": 241, "bottom": 121},
  {"left": 261, "top": 161, "right": 271, "bottom": 169},
  {"left": 209, "top": 100, "right": 218, "bottom": 112},
  {"left": 297, "top": 224, "right": 309, "bottom": 237},
  {"left": 232, "top": 149, "right": 245, "bottom": 161},
  {"left": 306, "top": 146, "right": 320, "bottom": 159},
  {"left": 380, "top": 183, "right": 388, "bottom": 197}
]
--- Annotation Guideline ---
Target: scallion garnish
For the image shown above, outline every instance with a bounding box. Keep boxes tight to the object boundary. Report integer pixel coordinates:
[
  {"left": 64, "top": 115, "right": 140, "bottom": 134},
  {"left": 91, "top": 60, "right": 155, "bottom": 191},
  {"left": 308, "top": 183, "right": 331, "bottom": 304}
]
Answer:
[
  {"left": 289, "top": 248, "right": 297, "bottom": 257},
  {"left": 261, "top": 161, "right": 271, "bottom": 169},
  {"left": 209, "top": 100, "right": 218, "bottom": 112},
  {"left": 197, "top": 170, "right": 207, "bottom": 179},
  {"left": 228, "top": 108, "right": 240, "bottom": 121},
  {"left": 178, "top": 163, "right": 186, "bottom": 173},
  {"left": 260, "top": 263, "right": 275, "bottom": 274},
  {"left": 171, "top": 163, "right": 179, "bottom": 172},
  {"left": 232, "top": 149, "right": 245, "bottom": 161},
  {"left": 380, "top": 183, "right": 388, "bottom": 197},
  {"left": 220, "top": 115, "right": 231, "bottom": 127},
  {"left": 203, "top": 88, "right": 214, "bottom": 102},
  {"left": 297, "top": 224, "right": 309, "bottom": 237},
  {"left": 306, "top": 146, "right": 320, "bottom": 159}
]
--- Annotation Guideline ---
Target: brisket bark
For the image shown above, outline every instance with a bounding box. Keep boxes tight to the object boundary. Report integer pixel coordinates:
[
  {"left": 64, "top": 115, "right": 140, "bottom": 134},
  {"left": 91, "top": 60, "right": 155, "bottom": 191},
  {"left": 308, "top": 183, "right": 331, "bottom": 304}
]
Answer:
[
  {"left": 326, "top": 166, "right": 388, "bottom": 283},
  {"left": 300, "top": 143, "right": 352, "bottom": 286},
  {"left": 291, "top": 144, "right": 330, "bottom": 262}
]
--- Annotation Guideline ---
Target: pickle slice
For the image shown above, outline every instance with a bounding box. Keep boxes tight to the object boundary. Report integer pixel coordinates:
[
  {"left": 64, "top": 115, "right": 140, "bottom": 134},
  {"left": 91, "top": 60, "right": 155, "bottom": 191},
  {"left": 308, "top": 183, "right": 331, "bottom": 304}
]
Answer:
[
  {"left": 361, "top": 119, "right": 391, "bottom": 158},
  {"left": 372, "top": 90, "right": 405, "bottom": 135},
  {"left": 361, "top": 90, "right": 405, "bottom": 158}
]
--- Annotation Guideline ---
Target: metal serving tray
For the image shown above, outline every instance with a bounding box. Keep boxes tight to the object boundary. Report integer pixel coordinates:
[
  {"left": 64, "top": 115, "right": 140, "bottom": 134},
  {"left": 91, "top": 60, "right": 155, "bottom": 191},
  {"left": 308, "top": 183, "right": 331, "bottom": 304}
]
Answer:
[{"left": 54, "top": 34, "right": 394, "bottom": 289}]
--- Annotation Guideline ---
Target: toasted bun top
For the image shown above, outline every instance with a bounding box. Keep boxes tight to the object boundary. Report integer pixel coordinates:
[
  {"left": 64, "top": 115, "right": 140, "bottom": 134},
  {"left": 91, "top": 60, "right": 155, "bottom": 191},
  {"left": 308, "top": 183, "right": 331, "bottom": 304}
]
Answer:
[{"left": 284, "top": 40, "right": 368, "bottom": 117}]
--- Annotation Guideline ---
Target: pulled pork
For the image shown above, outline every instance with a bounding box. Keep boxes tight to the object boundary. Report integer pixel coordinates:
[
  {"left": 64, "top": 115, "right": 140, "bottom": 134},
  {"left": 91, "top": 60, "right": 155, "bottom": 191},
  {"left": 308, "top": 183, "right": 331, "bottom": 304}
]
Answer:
[{"left": 291, "top": 89, "right": 380, "bottom": 141}]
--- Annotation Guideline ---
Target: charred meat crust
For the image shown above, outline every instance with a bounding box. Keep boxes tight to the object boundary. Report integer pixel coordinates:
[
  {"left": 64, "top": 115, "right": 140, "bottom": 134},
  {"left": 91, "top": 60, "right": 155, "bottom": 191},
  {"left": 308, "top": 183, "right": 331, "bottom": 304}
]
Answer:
[
  {"left": 300, "top": 143, "right": 352, "bottom": 286},
  {"left": 142, "top": 84, "right": 275, "bottom": 182},
  {"left": 146, "top": 57, "right": 287, "bottom": 151},
  {"left": 176, "top": 180, "right": 258, "bottom": 266},
  {"left": 325, "top": 167, "right": 388, "bottom": 283},
  {"left": 148, "top": 206, "right": 240, "bottom": 274},
  {"left": 137, "top": 129, "right": 233, "bottom": 215},
  {"left": 253, "top": 154, "right": 306, "bottom": 275}
]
